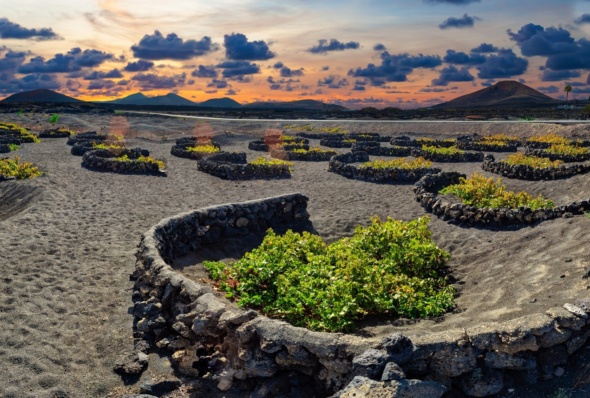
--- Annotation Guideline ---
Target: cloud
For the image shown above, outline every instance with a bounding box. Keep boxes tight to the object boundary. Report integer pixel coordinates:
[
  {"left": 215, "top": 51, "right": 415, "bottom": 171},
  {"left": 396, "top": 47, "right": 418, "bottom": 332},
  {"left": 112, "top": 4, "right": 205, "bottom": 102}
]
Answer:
[
  {"left": 307, "top": 39, "right": 360, "bottom": 54},
  {"left": 540, "top": 69, "right": 581, "bottom": 81},
  {"left": 0, "top": 73, "right": 61, "bottom": 94},
  {"left": 439, "top": 14, "right": 480, "bottom": 30},
  {"left": 224, "top": 33, "right": 274, "bottom": 60},
  {"left": 18, "top": 48, "right": 114, "bottom": 73},
  {"left": 537, "top": 85, "right": 560, "bottom": 93},
  {"left": 471, "top": 43, "right": 499, "bottom": 53},
  {"left": 217, "top": 61, "right": 260, "bottom": 78},
  {"left": 131, "top": 31, "right": 218, "bottom": 60},
  {"left": 83, "top": 69, "right": 123, "bottom": 80},
  {"left": 432, "top": 65, "right": 474, "bottom": 86},
  {"left": 508, "top": 23, "right": 576, "bottom": 57},
  {"left": 0, "top": 18, "right": 59, "bottom": 40},
  {"left": 225, "top": 89, "right": 237, "bottom": 96},
  {"left": 273, "top": 61, "right": 284, "bottom": 69},
  {"left": 0, "top": 49, "right": 27, "bottom": 72},
  {"left": 191, "top": 65, "right": 217, "bottom": 78},
  {"left": 420, "top": 86, "right": 458, "bottom": 92},
  {"left": 424, "top": 0, "right": 480, "bottom": 4},
  {"left": 443, "top": 50, "right": 485, "bottom": 65},
  {"left": 124, "top": 60, "right": 154, "bottom": 72},
  {"left": 321, "top": 65, "right": 330, "bottom": 71},
  {"left": 280, "top": 66, "right": 304, "bottom": 77},
  {"left": 475, "top": 48, "right": 528, "bottom": 79},
  {"left": 207, "top": 79, "right": 228, "bottom": 89},
  {"left": 317, "top": 75, "right": 349, "bottom": 89},
  {"left": 131, "top": 72, "right": 187, "bottom": 90},
  {"left": 575, "top": 14, "right": 590, "bottom": 25},
  {"left": 349, "top": 52, "right": 442, "bottom": 85},
  {"left": 353, "top": 79, "right": 368, "bottom": 90},
  {"left": 373, "top": 43, "right": 387, "bottom": 51},
  {"left": 87, "top": 79, "right": 117, "bottom": 90}
]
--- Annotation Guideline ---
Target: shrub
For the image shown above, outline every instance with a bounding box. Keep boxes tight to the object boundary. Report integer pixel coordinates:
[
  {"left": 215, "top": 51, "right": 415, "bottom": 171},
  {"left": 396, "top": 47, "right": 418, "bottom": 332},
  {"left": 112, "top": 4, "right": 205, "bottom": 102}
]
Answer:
[
  {"left": 0, "top": 122, "right": 40, "bottom": 143},
  {"left": 421, "top": 145, "right": 464, "bottom": 155},
  {"left": 93, "top": 142, "right": 125, "bottom": 150},
  {"left": 205, "top": 216, "right": 454, "bottom": 332},
  {"left": 291, "top": 147, "right": 334, "bottom": 154},
  {"left": 482, "top": 134, "right": 518, "bottom": 142},
  {"left": 360, "top": 157, "right": 433, "bottom": 170},
  {"left": 280, "top": 134, "right": 297, "bottom": 142},
  {"left": 283, "top": 124, "right": 348, "bottom": 134},
  {"left": 440, "top": 172, "right": 554, "bottom": 210},
  {"left": 118, "top": 154, "right": 165, "bottom": 170},
  {"left": 545, "top": 144, "right": 589, "bottom": 156},
  {"left": 418, "top": 138, "right": 455, "bottom": 145},
  {"left": 0, "top": 156, "right": 43, "bottom": 179},
  {"left": 187, "top": 144, "right": 221, "bottom": 154},
  {"left": 503, "top": 152, "right": 563, "bottom": 168},
  {"left": 527, "top": 133, "right": 570, "bottom": 145},
  {"left": 9, "top": 143, "right": 19, "bottom": 152},
  {"left": 250, "top": 157, "right": 293, "bottom": 171}
]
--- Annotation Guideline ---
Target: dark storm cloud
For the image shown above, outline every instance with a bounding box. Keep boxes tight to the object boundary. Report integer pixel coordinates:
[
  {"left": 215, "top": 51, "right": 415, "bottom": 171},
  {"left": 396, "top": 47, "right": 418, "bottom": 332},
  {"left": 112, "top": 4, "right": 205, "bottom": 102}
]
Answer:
[
  {"left": 307, "top": 39, "right": 360, "bottom": 54},
  {"left": 0, "top": 49, "right": 27, "bottom": 72},
  {"left": 540, "top": 69, "right": 581, "bottom": 81},
  {"left": 87, "top": 79, "right": 116, "bottom": 90},
  {"left": 471, "top": 43, "right": 499, "bottom": 53},
  {"left": 439, "top": 14, "right": 480, "bottom": 30},
  {"left": 432, "top": 65, "right": 474, "bottom": 86},
  {"left": 349, "top": 52, "right": 442, "bottom": 85},
  {"left": 124, "top": 60, "right": 154, "bottom": 72},
  {"left": 83, "top": 69, "right": 122, "bottom": 80},
  {"left": 373, "top": 43, "right": 387, "bottom": 51},
  {"left": 273, "top": 62, "right": 284, "bottom": 69},
  {"left": 280, "top": 66, "right": 304, "bottom": 77},
  {"left": 131, "top": 72, "right": 186, "bottom": 90},
  {"left": 191, "top": 65, "right": 217, "bottom": 78},
  {"left": 223, "top": 33, "right": 274, "bottom": 60},
  {"left": 575, "top": 14, "right": 590, "bottom": 25},
  {"left": 18, "top": 48, "right": 113, "bottom": 73},
  {"left": 537, "top": 85, "right": 560, "bottom": 93},
  {"left": 424, "top": 0, "right": 480, "bottom": 4},
  {"left": 0, "top": 73, "right": 61, "bottom": 94},
  {"left": 217, "top": 61, "right": 260, "bottom": 78},
  {"left": 0, "top": 18, "right": 59, "bottom": 40},
  {"left": 317, "top": 75, "right": 349, "bottom": 89},
  {"left": 443, "top": 50, "right": 485, "bottom": 65},
  {"left": 131, "top": 31, "right": 218, "bottom": 60},
  {"left": 475, "top": 48, "right": 528, "bottom": 79}
]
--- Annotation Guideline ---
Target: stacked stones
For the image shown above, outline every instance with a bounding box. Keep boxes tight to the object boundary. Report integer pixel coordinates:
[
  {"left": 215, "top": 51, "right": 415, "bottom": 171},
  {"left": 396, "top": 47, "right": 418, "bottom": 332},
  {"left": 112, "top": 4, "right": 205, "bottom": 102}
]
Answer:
[
  {"left": 524, "top": 140, "right": 590, "bottom": 150},
  {"left": 411, "top": 148, "right": 484, "bottom": 163},
  {"left": 320, "top": 133, "right": 389, "bottom": 149},
  {"left": 170, "top": 137, "right": 222, "bottom": 160},
  {"left": 0, "top": 124, "right": 36, "bottom": 143},
  {"left": 248, "top": 137, "right": 309, "bottom": 152},
  {"left": 524, "top": 148, "right": 590, "bottom": 163},
  {"left": 391, "top": 136, "right": 456, "bottom": 148},
  {"left": 352, "top": 141, "right": 413, "bottom": 157},
  {"left": 38, "top": 127, "right": 74, "bottom": 138},
  {"left": 81, "top": 147, "right": 162, "bottom": 175},
  {"left": 455, "top": 135, "right": 519, "bottom": 152},
  {"left": 197, "top": 152, "right": 291, "bottom": 180},
  {"left": 131, "top": 193, "right": 590, "bottom": 397},
  {"left": 67, "top": 131, "right": 125, "bottom": 155},
  {"left": 329, "top": 152, "right": 441, "bottom": 183},
  {"left": 413, "top": 171, "right": 590, "bottom": 226},
  {"left": 270, "top": 147, "right": 337, "bottom": 161},
  {"left": 482, "top": 154, "right": 590, "bottom": 180}
]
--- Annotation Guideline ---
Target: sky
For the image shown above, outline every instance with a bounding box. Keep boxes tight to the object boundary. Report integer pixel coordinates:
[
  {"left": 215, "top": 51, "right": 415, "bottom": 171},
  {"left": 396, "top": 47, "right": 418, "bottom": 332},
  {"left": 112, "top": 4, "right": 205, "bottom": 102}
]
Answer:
[{"left": 1, "top": 0, "right": 590, "bottom": 109}]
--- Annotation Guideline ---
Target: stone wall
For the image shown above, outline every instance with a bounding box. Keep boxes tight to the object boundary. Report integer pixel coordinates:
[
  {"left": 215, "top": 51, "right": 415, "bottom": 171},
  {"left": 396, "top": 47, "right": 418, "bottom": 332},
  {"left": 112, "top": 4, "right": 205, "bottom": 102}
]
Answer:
[
  {"left": 0, "top": 144, "right": 11, "bottom": 153},
  {"left": 329, "top": 152, "right": 441, "bottom": 183},
  {"left": 38, "top": 128, "right": 72, "bottom": 138},
  {"left": 130, "top": 193, "right": 590, "bottom": 397},
  {"left": 81, "top": 148, "right": 163, "bottom": 175},
  {"left": 352, "top": 142, "right": 413, "bottom": 157},
  {"left": 482, "top": 154, "right": 590, "bottom": 180},
  {"left": 0, "top": 136, "right": 22, "bottom": 145},
  {"left": 455, "top": 141, "right": 518, "bottom": 152},
  {"left": 248, "top": 140, "right": 310, "bottom": 152},
  {"left": 413, "top": 171, "right": 590, "bottom": 226},
  {"left": 319, "top": 138, "right": 355, "bottom": 148},
  {"left": 411, "top": 149, "right": 484, "bottom": 163},
  {"left": 391, "top": 137, "right": 456, "bottom": 148},
  {"left": 270, "top": 147, "right": 337, "bottom": 161},
  {"left": 197, "top": 152, "right": 291, "bottom": 180},
  {"left": 525, "top": 148, "right": 590, "bottom": 163},
  {"left": 170, "top": 141, "right": 221, "bottom": 160}
]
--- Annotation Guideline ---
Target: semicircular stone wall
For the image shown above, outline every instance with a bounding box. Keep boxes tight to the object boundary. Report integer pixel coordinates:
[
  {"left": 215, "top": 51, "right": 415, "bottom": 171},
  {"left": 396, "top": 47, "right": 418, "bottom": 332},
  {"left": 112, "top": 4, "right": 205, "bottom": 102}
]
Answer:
[{"left": 131, "top": 193, "right": 590, "bottom": 397}]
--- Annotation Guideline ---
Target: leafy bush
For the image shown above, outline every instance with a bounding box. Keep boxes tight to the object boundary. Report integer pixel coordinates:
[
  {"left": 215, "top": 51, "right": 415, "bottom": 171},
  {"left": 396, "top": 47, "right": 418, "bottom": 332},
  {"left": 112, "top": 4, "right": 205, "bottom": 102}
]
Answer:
[
  {"left": 9, "top": 144, "right": 19, "bottom": 152},
  {"left": 118, "top": 154, "right": 165, "bottom": 170},
  {"left": 421, "top": 145, "right": 463, "bottom": 155},
  {"left": 0, "top": 122, "right": 40, "bottom": 143},
  {"left": 205, "top": 216, "right": 455, "bottom": 332},
  {"left": 250, "top": 157, "right": 293, "bottom": 170},
  {"left": 0, "top": 156, "right": 43, "bottom": 179},
  {"left": 440, "top": 172, "right": 554, "bottom": 210},
  {"left": 545, "top": 144, "right": 589, "bottom": 156},
  {"left": 527, "top": 133, "right": 570, "bottom": 145},
  {"left": 280, "top": 134, "right": 297, "bottom": 142},
  {"left": 93, "top": 142, "right": 125, "bottom": 150},
  {"left": 503, "top": 152, "right": 563, "bottom": 168},
  {"left": 48, "top": 114, "right": 59, "bottom": 124},
  {"left": 360, "top": 157, "right": 433, "bottom": 170},
  {"left": 418, "top": 138, "right": 455, "bottom": 145},
  {"left": 482, "top": 134, "right": 518, "bottom": 142},
  {"left": 283, "top": 124, "right": 348, "bottom": 134},
  {"left": 291, "top": 147, "right": 334, "bottom": 154},
  {"left": 186, "top": 144, "right": 220, "bottom": 154}
]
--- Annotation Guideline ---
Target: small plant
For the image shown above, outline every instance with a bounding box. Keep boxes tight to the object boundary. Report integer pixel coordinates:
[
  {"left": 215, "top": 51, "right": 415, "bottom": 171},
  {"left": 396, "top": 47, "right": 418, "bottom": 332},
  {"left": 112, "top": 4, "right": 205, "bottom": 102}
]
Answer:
[
  {"left": 8, "top": 143, "right": 19, "bottom": 152},
  {"left": 280, "top": 134, "right": 297, "bottom": 142},
  {"left": 205, "top": 216, "right": 454, "bottom": 332},
  {"left": 360, "top": 157, "right": 433, "bottom": 170},
  {"left": 421, "top": 145, "right": 464, "bottom": 155},
  {"left": 187, "top": 144, "right": 220, "bottom": 154},
  {"left": 0, "top": 156, "right": 43, "bottom": 179},
  {"left": 481, "top": 134, "right": 518, "bottom": 142},
  {"left": 118, "top": 154, "right": 165, "bottom": 170},
  {"left": 440, "top": 172, "right": 554, "bottom": 210},
  {"left": 545, "top": 144, "right": 589, "bottom": 156},
  {"left": 92, "top": 142, "right": 125, "bottom": 150},
  {"left": 16, "top": 109, "right": 23, "bottom": 116},
  {"left": 48, "top": 114, "right": 59, "bottom": 124},
  {"left": 250, "top": 157, "right": 293, "bottom": 170},
  {"left": 291, "top": 147, "right": 333, "bottom": 154},
  {"left": 503, "top": 152, "right": 564, "bottom": 168},
  {"left": 527, "top": 133, "right": 570, "bottom": 145}
]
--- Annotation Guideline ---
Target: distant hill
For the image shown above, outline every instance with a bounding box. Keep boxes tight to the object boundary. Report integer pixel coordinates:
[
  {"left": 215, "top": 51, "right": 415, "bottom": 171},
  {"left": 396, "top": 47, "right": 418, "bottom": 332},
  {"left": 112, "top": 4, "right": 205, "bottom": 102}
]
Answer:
[
  {"left": 1, "top": 89, "right": 82, "bottom": 103},
  {"left": 199, "top": 97, "right": 241, "bottom": 108},
  {"left": 106, "top": 92, "right": 198, "bottom": 106},
  {"left": 244, "top": 99, "right": 348, "bottom": 111},
  {"left": 433, "top": 81, "right": 559, "bottom": 109}
]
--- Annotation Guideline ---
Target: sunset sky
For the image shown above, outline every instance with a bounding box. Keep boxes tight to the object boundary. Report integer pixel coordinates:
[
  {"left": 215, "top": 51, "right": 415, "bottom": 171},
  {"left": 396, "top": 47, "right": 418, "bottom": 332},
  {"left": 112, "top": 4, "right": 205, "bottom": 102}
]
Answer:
[{"left": 2, "top": 0, "right": 590, "bottom": 108}]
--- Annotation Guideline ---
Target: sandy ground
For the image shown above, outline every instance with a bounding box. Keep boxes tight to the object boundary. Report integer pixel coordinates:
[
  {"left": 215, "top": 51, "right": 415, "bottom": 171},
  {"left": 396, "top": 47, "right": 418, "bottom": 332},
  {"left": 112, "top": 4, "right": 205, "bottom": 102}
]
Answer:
[{"left": 1, "top": 113, "right": 590, "bottom": 397}]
